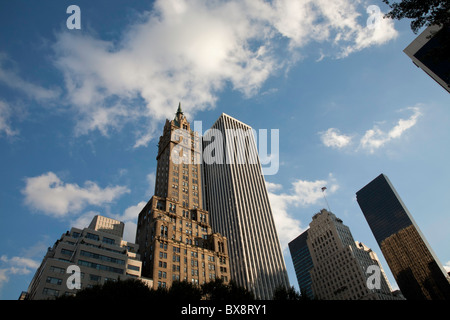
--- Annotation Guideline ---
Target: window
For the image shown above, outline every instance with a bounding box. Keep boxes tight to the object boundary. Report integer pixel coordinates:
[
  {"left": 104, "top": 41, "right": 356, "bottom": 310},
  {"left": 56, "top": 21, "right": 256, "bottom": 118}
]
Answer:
[
  {"left": 102, "top": 237, "right": 115, "bottom": 245},
  {"left": 89, "top": 274, "right": 101, "bottom": 282},
  {"left": 78, "top": 260, "right": 124, "bottom": 275},
  {"left": 80, "top": 250, "right": 125, "bottom": 265},
  {"left": 42, "top": 288, "right": 59, "bottom": 297},
  {"left": 160, "top": 225, "right": 168, "bottom": 237},
  {"left": 49, "top": 266, "right": 65, "bottom": 274},
  {"left": 72, "top": 232, "right": 81, "bottom": 238},
  {"left": 128, "top": 265, "right": 140, "bottom": 271},
  {"left": 85, "top": 233, "right": 100, "bottom": 241},
  {"left": 46, "top": 276, "right": 62, "bottom": 285},
  {"left": 61, "top": 248, "right": 74, "bottom": 256}
]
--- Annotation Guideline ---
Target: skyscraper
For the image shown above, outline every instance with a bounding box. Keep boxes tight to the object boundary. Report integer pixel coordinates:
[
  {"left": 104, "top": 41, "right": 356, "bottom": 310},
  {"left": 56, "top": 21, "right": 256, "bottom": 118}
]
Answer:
[
  {"left": 403, "top": 24, "right": 450, "bottom": 94},
  {"left": 356, "top": 173, "right": 450, "bottom": 300},
  {"left": 202, "top": 113, "right": 289, "bottom": 299},
  {"left": 135, "top": 105, "right": 230, "bottom": 289},
  {"left": 294, "top": 209, "right": 398, "bottom": 300},
  {"left": 288, "top": 230, "right": 314, "bottom": 299}
]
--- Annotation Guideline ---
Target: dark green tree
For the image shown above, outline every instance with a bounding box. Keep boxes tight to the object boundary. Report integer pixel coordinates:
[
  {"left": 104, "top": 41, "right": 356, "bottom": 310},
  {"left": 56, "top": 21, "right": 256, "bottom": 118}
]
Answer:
[
  {"left": 227, "top": 280, "right": 255, "bottom": 300},
  {"left": 382, "top": 0, "right": 449, "bottom": 33},
  {"left": 57, "top": 278, "right": 153, "bottom": 300},
  {"left": 56, "top": 277, "right": 253, "bottom": 300},
  {"left": 382, "top": 0, "right": 449, "bottom": 86},
  {"left": 201, "top": 278, "right": 254, "bottom": 300},
  {"left": 167, "top": 280, "right": 202, "bottom": 300},
  {"left": 272, "top": 285, "right": 301, "bottom": 300},
  {"left": 299, "top": 286, "right": 312, "bottom": 301},
  {"left": 201, "top": 278, "right": 230, "bottom": 300}
]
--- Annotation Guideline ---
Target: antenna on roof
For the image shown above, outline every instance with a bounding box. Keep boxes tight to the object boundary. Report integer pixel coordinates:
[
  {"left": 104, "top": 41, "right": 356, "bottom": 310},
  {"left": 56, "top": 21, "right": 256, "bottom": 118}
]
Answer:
[{"left": 321, "top": 187, "right": 331, "bottom": 212}]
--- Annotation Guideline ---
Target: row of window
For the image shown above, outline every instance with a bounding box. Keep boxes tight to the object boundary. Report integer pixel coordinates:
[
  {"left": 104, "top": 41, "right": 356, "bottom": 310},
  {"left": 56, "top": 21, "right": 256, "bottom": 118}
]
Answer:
[
  {"left": 78, "top": 259, "right": 124, "bottom": 275},
  {"left": 72, "top": 231, "right": 116, "bottom": 246},
  {"left": 157, "top": 275, "right": 229, "bottom": 289},
  {"left": 46, "top": 274, "right": 119, "bottom": 286},
  {"left": 158, "top": 242, "right": 226, "bottom": 264},
  {"left": 80, "top": 250, "right": 126, "bottom": 265},
  {"left": 158, "top": 268, "right": 219, "bottom": 279}
]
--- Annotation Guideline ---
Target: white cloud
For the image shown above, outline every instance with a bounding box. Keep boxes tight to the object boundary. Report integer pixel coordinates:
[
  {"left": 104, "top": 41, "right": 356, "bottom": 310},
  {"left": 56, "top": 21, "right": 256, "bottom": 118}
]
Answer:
[
  {"left": 0, "top": 53, "right": 60, "bottom": 102},
  {"left": 267, "top": 173, "right": 339, "bottom": 250},
  {"left": 0, "top": 256, "right": 40, "bottom": 270},
  {"left": 0, "top": 255, "right": 41, "bottom": 291},
  {"left": 22, "top": 172, "right": 130, "bottom": 217},
  {"left": 146, "top": 172, "right": 156, "bottom": 197},
  {"left": 113, "top": 201, "right": 147, "bottom": 243},
  {"left": 444, "top": 261, "right": 450, "bottom": 274},
  {"left": 320, "top": 128, "right": 352, "bottom": 149},
  {"left": 0, "top": 100, "right": 18, "bottom": 137},
  {"left": 273, "top": 0, "right": 397, "bottom": 57},
  {"left": 70, "top": 211, "right": 99, "bottom": 230},
  {"left": 321, "top": 106, "right": 423, "bottom": 153},
  {"left": 51, "top": 0, "right": 397, "bottom": 146},
  {"left": 0, "top": 239, "right": 51, "bottom": 294},
  {"left": 360, "top": 107, "right": 422, "bottom": 153}
]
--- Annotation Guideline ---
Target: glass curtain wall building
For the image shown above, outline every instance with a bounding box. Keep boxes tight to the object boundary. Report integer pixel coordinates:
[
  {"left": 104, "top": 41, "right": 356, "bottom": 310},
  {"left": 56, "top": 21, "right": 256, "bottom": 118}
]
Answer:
[
  {"left": 288, "top": 230, "right": 314, "bottom": 299},
  {"left": 356, "top": 173, "right": 450, "bottom": 300}
]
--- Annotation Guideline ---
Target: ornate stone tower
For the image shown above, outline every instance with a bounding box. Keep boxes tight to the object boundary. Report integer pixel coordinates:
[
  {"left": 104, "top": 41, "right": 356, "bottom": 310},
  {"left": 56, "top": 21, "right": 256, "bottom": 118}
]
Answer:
[{"left": 135, "top": 104, "right": 230, "bottom": 289}]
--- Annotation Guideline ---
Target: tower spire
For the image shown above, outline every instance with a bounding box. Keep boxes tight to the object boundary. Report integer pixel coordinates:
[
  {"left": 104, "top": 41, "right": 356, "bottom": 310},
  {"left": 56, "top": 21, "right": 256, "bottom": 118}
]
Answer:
[{"left": 176, "top": 102, "right": 183, "bottom": 115}]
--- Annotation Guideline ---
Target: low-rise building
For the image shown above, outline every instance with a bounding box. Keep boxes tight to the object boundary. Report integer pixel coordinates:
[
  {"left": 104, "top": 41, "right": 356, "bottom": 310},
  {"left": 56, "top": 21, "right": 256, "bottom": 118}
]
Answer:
[{"left": 24, "top": 215, "right": 151, "bottom": 300}]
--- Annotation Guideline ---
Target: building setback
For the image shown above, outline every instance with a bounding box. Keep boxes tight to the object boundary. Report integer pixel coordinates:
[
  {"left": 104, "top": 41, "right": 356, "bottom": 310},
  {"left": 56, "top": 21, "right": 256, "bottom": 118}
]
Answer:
[
  {"left": 202, "top": 113, "right": 289, "bottom": 299},
  {"left": 25, "top": 215, "right": 147, "bottom": 300},
  {"left": 356, "top": 173, "right": 450, "bottom": 300},
  {"left": 135, "top": 105, "right": 230, "bottom": 289}
]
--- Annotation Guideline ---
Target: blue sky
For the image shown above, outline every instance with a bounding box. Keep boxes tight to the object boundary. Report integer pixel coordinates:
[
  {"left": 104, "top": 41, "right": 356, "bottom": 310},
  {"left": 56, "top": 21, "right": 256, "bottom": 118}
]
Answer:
[{"left": 1, "top": 0, "right": 449, "bottom": 299}]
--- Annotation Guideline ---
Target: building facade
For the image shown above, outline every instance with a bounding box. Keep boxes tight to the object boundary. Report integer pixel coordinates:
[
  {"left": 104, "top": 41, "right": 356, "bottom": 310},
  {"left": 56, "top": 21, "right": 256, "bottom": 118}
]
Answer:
[
  {"left": 301, "top": 209, "right": 399, "bottom": 300},
  {"left": 403, "top": 24, "right": 450, "bottom": 94},
  {"left": 25, "top": 215, "right": 147, "bottom": 300},
  {"left": 135, "top": 105, "right": 230, "bottom": 289},
  {"left": 202, "top": 113, "right": 289, "bottom": 299},
  {"left": 288, "top": 230, "right": 314, "bottom": 299},
  {"left": 356, "top": 173, "right": 450, "bottom": 300}
]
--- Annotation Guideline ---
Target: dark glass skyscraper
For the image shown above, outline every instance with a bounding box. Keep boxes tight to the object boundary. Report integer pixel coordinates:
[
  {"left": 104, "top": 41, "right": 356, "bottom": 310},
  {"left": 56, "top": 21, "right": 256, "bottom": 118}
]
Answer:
[
  {"left": 288, "top": 230, "right": 314, "bottom": 299},
  {"left": 356, "top": 173, "right": 450, "bottom": 300}
]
